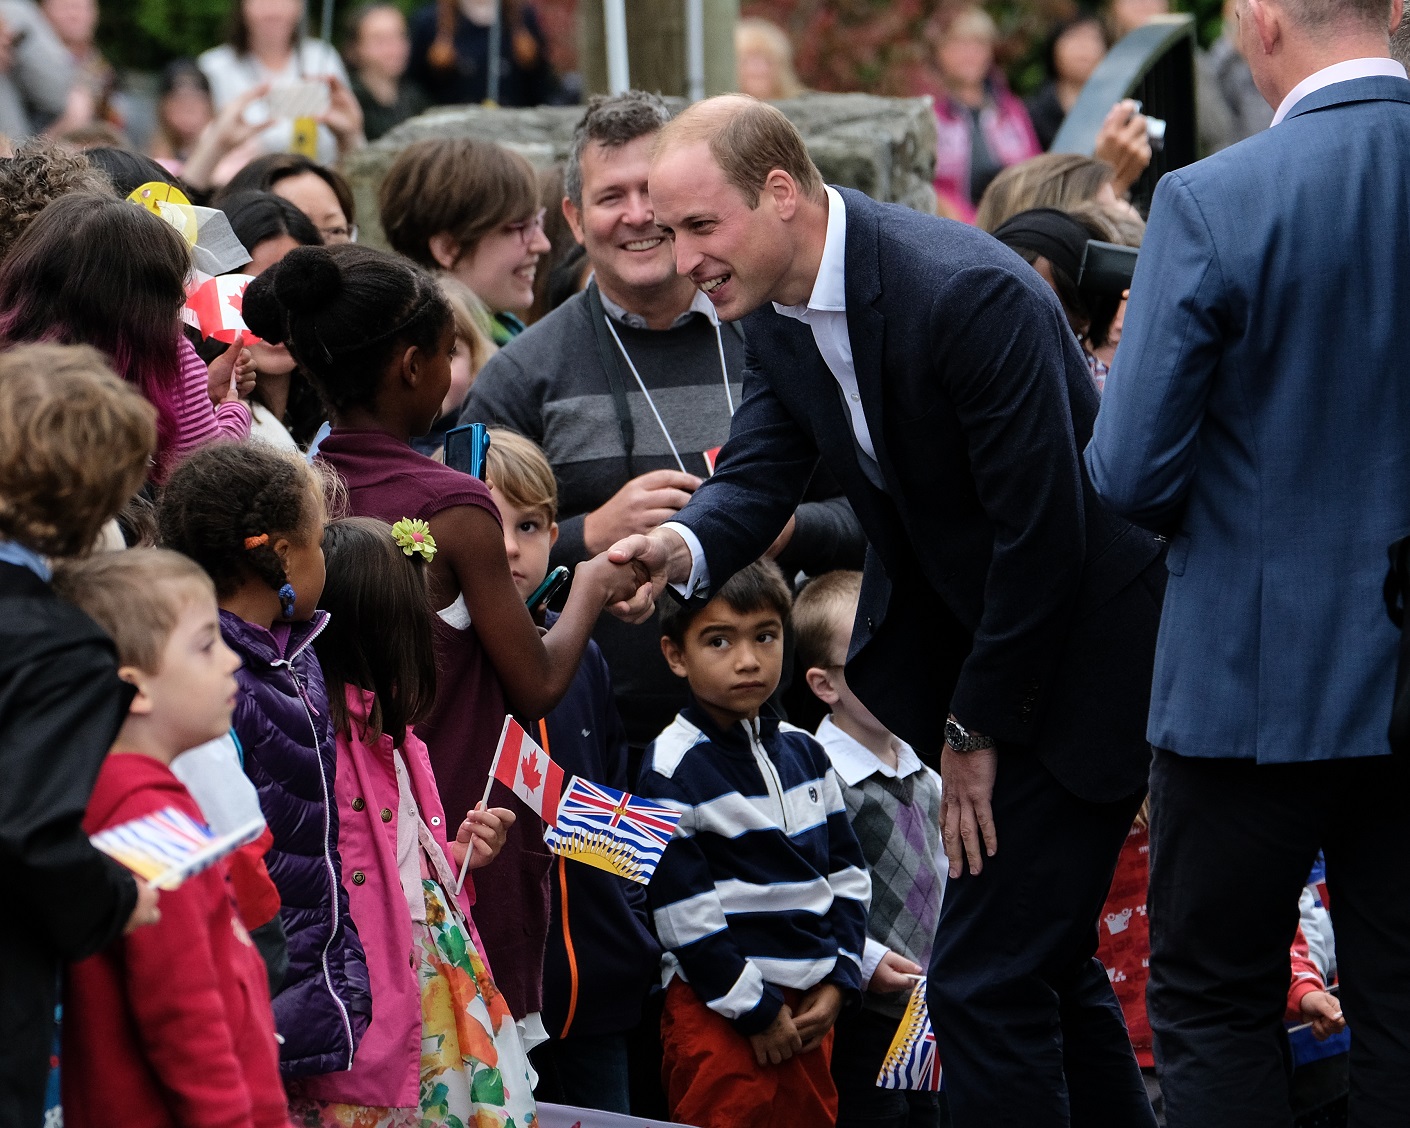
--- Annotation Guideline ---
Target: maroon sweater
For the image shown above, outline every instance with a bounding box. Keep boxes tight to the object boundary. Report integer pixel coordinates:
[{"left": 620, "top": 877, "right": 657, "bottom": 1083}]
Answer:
[{"left": 318, "top": 427, "right": 553, "bottom": 1018}]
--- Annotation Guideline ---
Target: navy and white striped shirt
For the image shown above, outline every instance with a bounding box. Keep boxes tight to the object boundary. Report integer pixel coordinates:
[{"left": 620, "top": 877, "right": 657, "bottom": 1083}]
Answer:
[{"left": 638, "top": 704, "right": 871, "bottom": 1035}]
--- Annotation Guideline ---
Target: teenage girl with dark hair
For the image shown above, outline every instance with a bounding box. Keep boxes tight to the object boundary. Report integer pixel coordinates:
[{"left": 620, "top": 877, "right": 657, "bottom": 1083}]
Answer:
[
  {"left": 158, "top": 442, "right": 372, "bottom": 1080},
  {"left": 290, "top": 515, "right": 534, "bottom": 1124},
  {"left": 242, "top": 243, "right": 643, "bottom": 1022},
  {"left": 0, "top": 193, "right": 250, "bottom": 482}
]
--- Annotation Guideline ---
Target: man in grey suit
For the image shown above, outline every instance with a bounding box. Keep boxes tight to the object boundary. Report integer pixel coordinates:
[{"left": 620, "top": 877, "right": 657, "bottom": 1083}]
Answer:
[{"left": 1087, "top": 1, "right": 1410, "bottom": 1125}]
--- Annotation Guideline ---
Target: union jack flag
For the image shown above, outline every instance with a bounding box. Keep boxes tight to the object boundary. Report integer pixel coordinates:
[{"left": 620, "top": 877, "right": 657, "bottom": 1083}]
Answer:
[
  {"left": 543, "top": 776, "right": 683, "bottom": 885},
  {"left": 877, "top": 976, "right": 943, "bottom": 1091},
  {"left": 91, "top": 807, "right": 263, "bottom": 891}
]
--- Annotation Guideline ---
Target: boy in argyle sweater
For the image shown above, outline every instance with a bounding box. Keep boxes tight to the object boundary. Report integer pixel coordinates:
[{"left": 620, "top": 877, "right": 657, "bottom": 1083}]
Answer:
[{"left": 797, "top": 571, "right": 948, "bottom": 1128}]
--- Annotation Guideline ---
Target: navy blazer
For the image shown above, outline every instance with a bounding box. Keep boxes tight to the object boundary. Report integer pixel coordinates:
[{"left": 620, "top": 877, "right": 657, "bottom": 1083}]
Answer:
[
  {"left": 1087, "top": 75, "right": 1410, "bottom": 764},
  {"left": 674, "top": 188, "right": 1164, "bottom": 802}
]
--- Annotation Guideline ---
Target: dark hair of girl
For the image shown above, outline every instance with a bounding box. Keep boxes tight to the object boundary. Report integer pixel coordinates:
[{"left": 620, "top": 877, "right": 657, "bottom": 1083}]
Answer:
[
  {"left": 228, "top": 0, "right": 302, "bottom": 56},
  {"left": 0, "top": 193, "right": 190, "bottom": 458},
  {"left": 217, "top": 153, "right": 357, "bottom": 227},
  {"left": 221, "top": 189, "right": 324, "bottom": 252},
  {"left": 314, "top": 516, "right": 437, "bottom": 745},
  {"left": 242, "top": 244, "right": 452, "bottom": 418},
  {"left": 157, "top": 441, "right": 321, "bottom": 601},
  {"left": 1043, "top": 14, "right": 1107, "bottom": 81},
  {"left": 159, "top": 58, "right": 212, "bottom": 99},
  {"left": 85, "top": 146, "right": 191, "bottom": 199}
]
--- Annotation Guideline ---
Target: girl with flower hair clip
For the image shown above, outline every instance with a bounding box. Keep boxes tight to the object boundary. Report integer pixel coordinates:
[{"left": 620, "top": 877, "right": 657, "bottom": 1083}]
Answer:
[{"left": 291, "top": 514, "right": 531, "bottom": 1126}]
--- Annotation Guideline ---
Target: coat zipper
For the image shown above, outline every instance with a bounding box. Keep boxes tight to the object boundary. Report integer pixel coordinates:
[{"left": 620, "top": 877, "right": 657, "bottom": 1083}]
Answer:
[
  {"left": 276, "top": 624, "right": 356, "bottom": 1069},
  {"left": 747, "top": 718, "right": 791, "bottom": 834}
]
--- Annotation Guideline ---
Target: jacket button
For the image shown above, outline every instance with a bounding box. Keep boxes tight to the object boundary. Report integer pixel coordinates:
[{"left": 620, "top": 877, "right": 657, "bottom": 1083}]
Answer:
[
  {"left": 351, "top": 870, "right": 366, "bottom": 885},
  {"left": 351, "top": 797, "right": 365, "bottom": 812},
  {"left": 380, "top": 808, "right": 393, "bottom": 823}
]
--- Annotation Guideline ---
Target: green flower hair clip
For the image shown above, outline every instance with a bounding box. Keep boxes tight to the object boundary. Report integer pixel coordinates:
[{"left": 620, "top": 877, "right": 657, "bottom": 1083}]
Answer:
[{"left": 391, "top": 518, "right": 437, "bottom": 562}]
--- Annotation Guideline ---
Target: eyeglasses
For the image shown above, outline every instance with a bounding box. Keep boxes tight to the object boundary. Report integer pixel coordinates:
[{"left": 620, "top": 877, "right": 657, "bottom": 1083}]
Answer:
[
  {"left": 506, "top": 208, "right": 547, "bottom": 248},
  {"left": 319, "top": 224, "right": 358, "bottom": 244}
]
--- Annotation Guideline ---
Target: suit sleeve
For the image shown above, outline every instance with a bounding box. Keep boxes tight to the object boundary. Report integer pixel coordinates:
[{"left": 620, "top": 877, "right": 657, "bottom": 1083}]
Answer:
[
  {"left": 1085, "top": 171, "right": 1227, "bottom": 529},
  {"left": 637, "top": 769, "right": 785, "bottom": 1035},
  {"left": 932, "top": 267, "right": 1088, "bottom": 740},
  {"left": 674, "top": 350, "right": 822, "bottom": 595},
  {"left": 0, "top": 639, "right": 137, "bottom": 959}
]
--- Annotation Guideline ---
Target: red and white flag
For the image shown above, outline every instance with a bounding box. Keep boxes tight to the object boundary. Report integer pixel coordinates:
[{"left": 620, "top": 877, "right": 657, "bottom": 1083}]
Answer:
[
  {"left": 489, "top": 716, "right": 564, "bottom": 826},
  {"left": 185, "top": 273, "right": 261, "bottom": 344}
]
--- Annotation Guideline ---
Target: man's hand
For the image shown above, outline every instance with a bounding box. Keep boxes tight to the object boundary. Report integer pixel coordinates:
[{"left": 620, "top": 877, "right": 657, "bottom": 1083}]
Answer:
[
  {"left": 868, "top": 950, "right": 924, "bottom": 995},
  {"left": 583, "top": 470, "right": 701, "bottom": 555},
  {"left": 747, "top": 1005, "right": 803, "bottom": 1066},
  {"left": 792, "top": 982, "right": 844, "bottom": 1053},
  {"left": 1094, "top": 99, "right": 1153, "bottom": 198},
  {"left": 1299, "top": 990, "right": 1345, "bottom": 1041},
  {"left": 575, "top": 552, "right": 654, "bottom": 612},
  {"left": 605, "top": 526, "right": 693, "bottom": 623},
  {"left": 940, "top": 744, "right": 998, "bottom": 878},
  {"left": 124, "top": 880, "right": 161, "bottom": 934}
]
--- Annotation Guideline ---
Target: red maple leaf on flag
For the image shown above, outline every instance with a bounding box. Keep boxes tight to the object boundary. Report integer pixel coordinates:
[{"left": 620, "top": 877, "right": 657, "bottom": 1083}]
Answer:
[
  {"left": 519, "top": 750, "right": 542, "bottom": 793},
  {"left": 227, "top": 290, "right": 244, "bottom": 315}
]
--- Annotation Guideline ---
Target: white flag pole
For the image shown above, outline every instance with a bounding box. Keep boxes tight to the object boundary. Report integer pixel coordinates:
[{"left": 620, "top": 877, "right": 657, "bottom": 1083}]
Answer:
[
  {"left": 685, "top": 0, "right": 706, "bottom": 103},
  {"left": 456, "top": 715, "right": 514, "bottom": 894},
  {"left": 603, "top": 0, "right": 631, "bottom": 95}
]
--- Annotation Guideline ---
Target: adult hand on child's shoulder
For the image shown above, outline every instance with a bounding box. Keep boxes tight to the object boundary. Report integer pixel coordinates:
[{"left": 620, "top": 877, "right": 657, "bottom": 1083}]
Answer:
[
  {"left": 869, "top": 950, "right": 924, "bottom": 996},
  {"left": 748, "top": 1004, "right": 803, "bottom": 1067},
  {"left": 792, "top": 982, "right": 844, "bottom": 1053},
  {"left": 124, "top": 879, "right": 161, "bottom": 934}
]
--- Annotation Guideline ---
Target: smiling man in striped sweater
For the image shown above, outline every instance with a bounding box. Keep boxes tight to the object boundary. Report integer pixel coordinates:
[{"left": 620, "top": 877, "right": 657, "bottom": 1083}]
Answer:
[{"left": 636, "top": 559, "right": 871, "bottom": 1128}]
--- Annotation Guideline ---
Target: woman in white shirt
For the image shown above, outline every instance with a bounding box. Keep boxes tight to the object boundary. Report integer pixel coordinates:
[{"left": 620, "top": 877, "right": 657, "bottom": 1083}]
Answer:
[{"left": 198, "top": 0, "right": 364, "bottom": 168}]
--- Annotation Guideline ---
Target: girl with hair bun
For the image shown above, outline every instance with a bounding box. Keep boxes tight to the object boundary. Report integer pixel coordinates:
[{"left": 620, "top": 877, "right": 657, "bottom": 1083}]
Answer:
[
  {"left": 243, "top": 243, "right": 643, "bottom": 1024},
  {"left": 158, "top": 441, "right": 373, "bottom": 1081}
]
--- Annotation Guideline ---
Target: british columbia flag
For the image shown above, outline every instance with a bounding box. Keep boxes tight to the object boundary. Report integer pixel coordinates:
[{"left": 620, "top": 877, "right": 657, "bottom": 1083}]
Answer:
[
  {"left": 91, "top": 807, "right": 263, "bottom": 891},
  {"left": 543, "top": 776, "right": 683, "bottom": 885},
  {"left": 877, "top": 976, "right": 943, "bottom": 1091}
]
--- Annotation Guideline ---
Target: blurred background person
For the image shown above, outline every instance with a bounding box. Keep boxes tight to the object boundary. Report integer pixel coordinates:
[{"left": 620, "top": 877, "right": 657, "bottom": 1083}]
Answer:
[
  {"left": 40, "top": 0, "right": 121, "bottom": 134},
  {"left": 408, "top": 0, "right": 559, "bottom": 107},
  {"left": 735, "top": 17, "right": 805, "bottom": 101},
  {"left": 1026, "top": 13, "right": 1108, "bottom": 150},
  {"left": 199, "top": 0, "right": 364, "bottom": 168},
  {"left": 976, "top": 151, "right": 1124, "bottom": 231},
  {"left": 1203, "top": 0, "right": 1272, "bottom": 144},
  {"left": 147, "top": 59, "right": 214, "bottom": 175},
  {"left": 920, "top": 5, "right": 1041, "bottom": 224},
  {"left": 343, "top": 1, "right": 428, "bottom": 141},
  {"left": 0, "top": 0, "right": 74, "bottom": 139}
]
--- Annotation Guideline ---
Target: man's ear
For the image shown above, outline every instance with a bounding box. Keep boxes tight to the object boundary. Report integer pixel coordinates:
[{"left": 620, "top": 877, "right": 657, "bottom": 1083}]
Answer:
[
  {"left": 660, "top": 635, "right": 689, "bottom": 678},
  {"left": 562, "top": 196, "right": 586, "bottom": 246},
  {"left": 765, "top": 169, "right": 800, "bottom": 221},
  {"left": 118, "top": 665, "right": 154, "bottom": 716},
  {"left": 1246, "top": 0, "right": 1279, "bottom": 55},
  {"left": 428, "top": 232, "right": 462, "bottom": 271},
  {"left": 804, "top": 665, "right": 841, "bottom": 706}
]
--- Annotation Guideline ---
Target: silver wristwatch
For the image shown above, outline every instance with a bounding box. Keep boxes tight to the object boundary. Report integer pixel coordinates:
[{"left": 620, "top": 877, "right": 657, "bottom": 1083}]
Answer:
[{"left": 945, "top": 715, "right": 995, "bottom": 753}]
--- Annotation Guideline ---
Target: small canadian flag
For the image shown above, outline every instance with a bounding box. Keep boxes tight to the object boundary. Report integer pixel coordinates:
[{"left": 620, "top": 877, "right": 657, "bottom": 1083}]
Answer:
[
  {"left": 489, "top": 716, "right": 564, "bottom": 826},
  {"left": 185, "top": 274, "right": 261, "bottom": 345}
]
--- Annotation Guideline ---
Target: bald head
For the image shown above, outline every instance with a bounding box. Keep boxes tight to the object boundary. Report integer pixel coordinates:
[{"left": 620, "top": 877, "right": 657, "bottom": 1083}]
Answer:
[{"left": 655, "top": 94, "right": 824, "bottom": 209}]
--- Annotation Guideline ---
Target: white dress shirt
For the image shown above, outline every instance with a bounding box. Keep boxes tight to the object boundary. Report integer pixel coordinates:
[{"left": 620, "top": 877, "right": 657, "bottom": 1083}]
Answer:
[
  {"left": 1270, "top": 56, "right": 1408, "bottom": 127},
  {"left": 663, "top": 185, "right": 870, "bottom": 595}
]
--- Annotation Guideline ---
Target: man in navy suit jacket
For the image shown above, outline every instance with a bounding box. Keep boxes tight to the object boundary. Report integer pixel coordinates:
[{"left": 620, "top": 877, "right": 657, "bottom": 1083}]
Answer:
[
  {"left": 609, "top": 95, "right": 1165, "bottom": 1127},
  {"left": 1087, "top": 0, "right": 1410, "bottom": 1124}
]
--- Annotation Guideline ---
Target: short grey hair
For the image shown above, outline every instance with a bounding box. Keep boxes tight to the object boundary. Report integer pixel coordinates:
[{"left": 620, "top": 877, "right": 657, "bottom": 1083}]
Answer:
[
  {"left": 564, "top": 91, "right": 674, "bottom": 210},
  {"left": 1272, "top": 0, "right": 1396, "bottom": 35},
  {"left": 1392, "top": 8, "right": 1410, "bottom": 68}
]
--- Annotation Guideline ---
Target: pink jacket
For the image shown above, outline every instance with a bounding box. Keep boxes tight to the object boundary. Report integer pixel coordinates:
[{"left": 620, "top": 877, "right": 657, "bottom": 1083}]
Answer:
[
  {"left": 154, "top": 335, "right": 251, "bottom": 482},
  {"left": 295, "top": 687, "right": 482, "bottom": 1107},
  {"left": 927, "top": 72, "right": 1041, "bottom": 223}
]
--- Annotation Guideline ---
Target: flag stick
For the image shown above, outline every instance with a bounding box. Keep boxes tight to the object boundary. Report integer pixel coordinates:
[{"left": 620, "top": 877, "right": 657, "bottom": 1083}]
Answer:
[{"left": 456, "top": 717, "right": 513, "bottom": 895}]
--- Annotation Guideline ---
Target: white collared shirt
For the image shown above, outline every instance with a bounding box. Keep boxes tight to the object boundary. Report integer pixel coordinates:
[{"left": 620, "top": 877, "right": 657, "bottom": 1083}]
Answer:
[
  {"left": 596, "top": 280, "right": 721, "bottom": 330},
  {"left": 663, "top": 185, "right": 871, "bottom": 596},
  {"left": 814, "top": 715, "right": 929, "bottom": 787},
  {"left": 1270, "top": 56, "right": 1407, "bottom": 127}
]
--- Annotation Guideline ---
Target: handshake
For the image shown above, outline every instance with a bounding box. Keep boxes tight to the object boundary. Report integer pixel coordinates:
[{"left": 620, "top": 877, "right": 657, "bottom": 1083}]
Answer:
[{"left": 576, "top": 526, "right": 694, "bottom": 624}]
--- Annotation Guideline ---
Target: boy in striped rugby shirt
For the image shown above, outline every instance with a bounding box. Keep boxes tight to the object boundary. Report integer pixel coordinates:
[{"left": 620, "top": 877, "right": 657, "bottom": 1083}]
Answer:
[{"left": 638, "top": 559, "right": 871, "bottom": 1128}]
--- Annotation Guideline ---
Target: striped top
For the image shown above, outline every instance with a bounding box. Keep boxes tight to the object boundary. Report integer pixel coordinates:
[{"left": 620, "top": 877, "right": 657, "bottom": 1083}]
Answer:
[
  {"left": 155, "top": 335, "right": 250, "bottom": 481},
  {"left": 637, "top": 704, "right": 871, "bottom": 1035}
]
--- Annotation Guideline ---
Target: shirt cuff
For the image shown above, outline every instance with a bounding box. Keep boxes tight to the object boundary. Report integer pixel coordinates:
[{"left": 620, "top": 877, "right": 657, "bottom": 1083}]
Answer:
[
  {"left": 860, "top": 937, "right": 889, "bottom": 990},
  {"left": 660, "top": 521, "right": 710, "bottom": 599}
]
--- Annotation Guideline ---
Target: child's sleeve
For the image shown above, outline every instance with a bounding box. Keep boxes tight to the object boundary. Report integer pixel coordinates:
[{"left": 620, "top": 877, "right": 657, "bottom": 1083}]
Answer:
[
  {"left": 639, "top": 769, "right": 785, "bottom": 1036},
  {"left": 819, "top": 763, "right": 872, "bottom": 995},
  {"left": 122, "top": 870, "right": 259, "bottom": 1127},
  {"left": 1287, "top": 886, "right": 1331, "bottom": 1021},
  {"left": 2, "top": 638, "right": 136, "bottom": 960}
]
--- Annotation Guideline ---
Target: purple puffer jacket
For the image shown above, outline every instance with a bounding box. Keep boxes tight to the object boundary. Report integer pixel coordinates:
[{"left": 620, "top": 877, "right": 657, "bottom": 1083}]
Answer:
[{"left": 222, "top": 610, "right": 371, "bottom": 1079}]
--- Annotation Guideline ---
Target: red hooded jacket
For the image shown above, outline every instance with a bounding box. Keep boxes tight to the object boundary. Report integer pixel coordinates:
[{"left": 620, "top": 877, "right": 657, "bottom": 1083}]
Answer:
[{"left": 63, "top": 752, "right": 291, "bottom": 1128}]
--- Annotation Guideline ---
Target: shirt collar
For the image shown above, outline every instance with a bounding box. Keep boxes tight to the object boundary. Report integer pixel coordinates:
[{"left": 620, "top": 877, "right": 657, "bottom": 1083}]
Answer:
[
  {"left": 595, "top": 278, "right": 720, "bottom": 329},
  {"left": 1271, "top": 57, "right": 1408, "bottom": 126},
  {"left": 0, "top": 540, "right": 51, "bottom": 582},
  {"left": 814, "top": 715, "right": 923, "bottom": 787},
  {"left": 773, "top": 185, "right": 847, "bottom": 323}
]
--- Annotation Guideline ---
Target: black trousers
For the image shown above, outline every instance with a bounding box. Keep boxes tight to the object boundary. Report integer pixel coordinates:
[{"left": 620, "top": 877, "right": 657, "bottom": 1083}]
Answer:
[
  {"left": 832, "top": 1005, "right": 944, "bottom": 1128},
  {"left": 927, "top": 745, "right": 1155, "bottom": 1128},
  {"left": 1147, "top": 749, "right": 1410, "bottom": 1128}
]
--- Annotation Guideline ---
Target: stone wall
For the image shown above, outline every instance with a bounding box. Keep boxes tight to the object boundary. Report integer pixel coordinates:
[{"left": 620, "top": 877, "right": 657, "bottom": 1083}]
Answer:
[{"left": 345, "top": 92, "right": 937, "bottom": 250}]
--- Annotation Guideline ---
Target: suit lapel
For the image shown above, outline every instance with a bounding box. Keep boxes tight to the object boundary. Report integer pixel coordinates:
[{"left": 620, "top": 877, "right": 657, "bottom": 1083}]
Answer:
[{"left": 839, "top": 189, "right": 896, "bottom": 484}]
